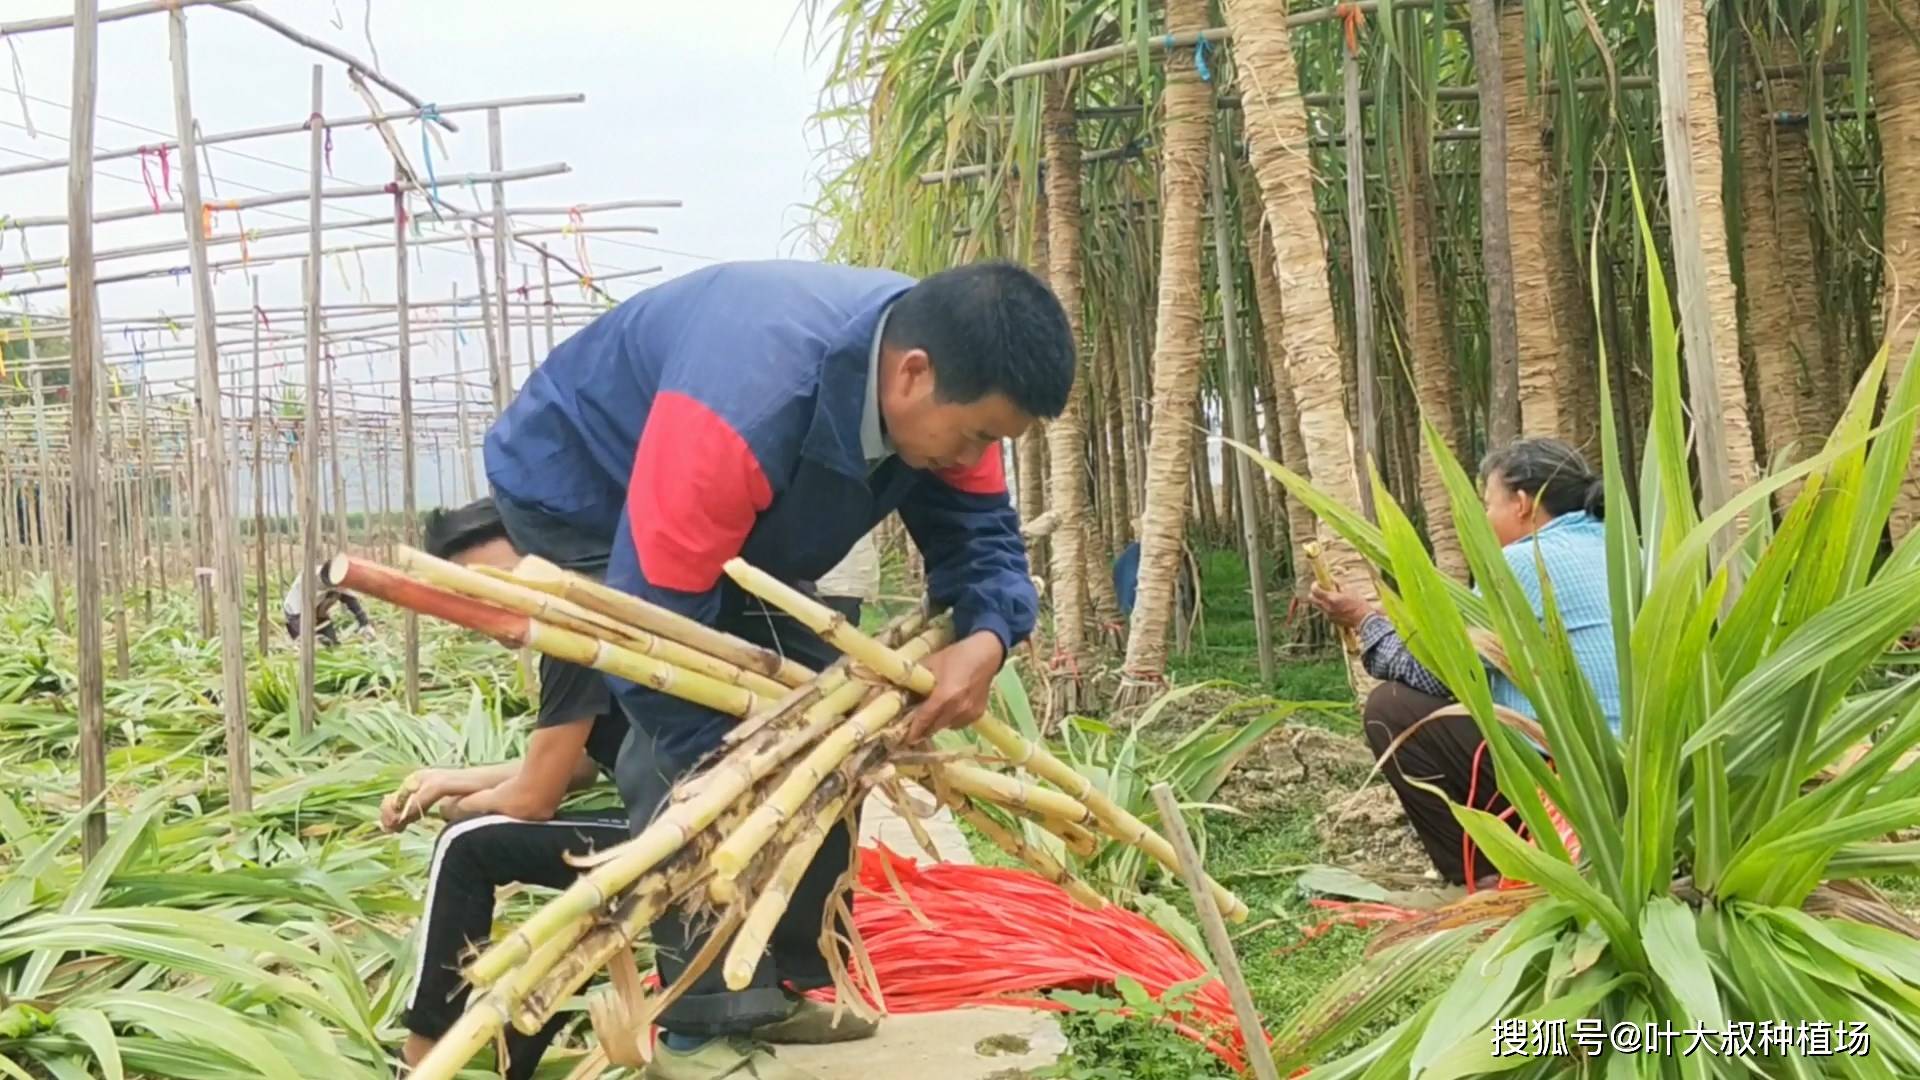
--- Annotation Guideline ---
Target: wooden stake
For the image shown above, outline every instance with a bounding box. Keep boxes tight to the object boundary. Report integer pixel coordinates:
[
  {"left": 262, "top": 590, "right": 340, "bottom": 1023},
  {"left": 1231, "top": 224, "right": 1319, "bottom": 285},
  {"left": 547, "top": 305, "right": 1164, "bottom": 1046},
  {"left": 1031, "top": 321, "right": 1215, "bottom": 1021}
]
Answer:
[
  {"left": 169, "top": 5, "right": 252, "bottom": 812},
  {"left": 396, "top": 180, "right": 421, "bottom": 712},
  {"left": 523, "top": 265, "right": 538, "bottom": 380},
  {"left": 1470, "top": 0, "right": 1522, "bottom": 448},
  {"left": 488, "top": 108, "right": 514, "bottom": 396},
  {"left": 28, "top": 361, "right": 67, "bottom": 633},
  {"left": 1209, "top": 148, "right": 1274, "bottom": 684},
  {"left": 300, "top": 64, "right": 324, "bottom": 738},
  {"left": 1148, "top": 784, "right": 1278, "bottom": 1080},
  {"left": 470, "top": 236, "right": 507, "bottom": 412},
  {"left": 1341, "top": 45, "right": 1379, "bottom": 523},
  {"left": 68, "top": 0, "right": 108, "bottom": 858},
  {"left": 328, "top": 356, "right": 349, "bottom": 550},
  {"left": 451, "top": 281, "right": 479, "bottom": 499},
  {"left": 250, "top": 277, "right": 271, "bottom": 655},
  {"left": 541, "top": 251, "right": 557, "bottom": 353}
]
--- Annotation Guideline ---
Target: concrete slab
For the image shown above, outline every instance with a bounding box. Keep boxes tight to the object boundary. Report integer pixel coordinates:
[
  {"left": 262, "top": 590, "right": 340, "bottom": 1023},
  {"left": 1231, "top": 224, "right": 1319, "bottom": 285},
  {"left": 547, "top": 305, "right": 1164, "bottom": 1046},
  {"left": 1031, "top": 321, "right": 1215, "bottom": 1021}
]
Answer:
[
  {"left": 778, "top": 1007, "right": 1067, "bottom": 1079},
  {"left": 780, "top": 790, "right": 1066, "bottom": 1079}
]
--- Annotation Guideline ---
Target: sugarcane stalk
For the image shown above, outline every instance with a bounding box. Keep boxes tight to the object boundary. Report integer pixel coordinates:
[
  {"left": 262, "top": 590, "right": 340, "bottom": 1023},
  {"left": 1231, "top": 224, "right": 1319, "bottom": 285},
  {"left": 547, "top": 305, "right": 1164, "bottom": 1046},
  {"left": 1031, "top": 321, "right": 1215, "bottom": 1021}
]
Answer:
[
  {"left": 398, "top": 544, "right": 791, "bottom": 698},
  {"left": 511, "top": 884, "right": 662, "bottom": 1034},
  {"left": 1303, "top": 540, "right": 1361, "bottom": 655},
  {"left": 944, "top": 793, "right": 1106, "bottom": 910},
  {"left": 411, "top": 896, "right": 605, "bottom": 1080},
  {"left": 465, "top": 640, "right": 928, "bottom": 983},
  {"left": 725, "top": 559, "right": 929, "bottom": 689},
  {"left": 524, "top": 621, "right": 769, "bottom": 717},
  {"left": 517, "top": 554, "right": 815, "bottom": 685},
  {"left": 723, "top": 558, "right": 1249, "bottom": 921},
  {"left": 711, "top": 753, "right": 867, "bottom": 904},
  {"left": 926, "top": 761, "right": 1096, "bottom": 824},
  {"left": 723, "top": 789, "right": 857, "bottom": 989},
  {"left": 709, "top": 688, "right": 910, "bottom": 877},
  {"left": 1002, "top": 805, "right": 1102, "bottom": 858},
  {"left": 971, "top": 713, "right": 1249, "bottom": 921}
]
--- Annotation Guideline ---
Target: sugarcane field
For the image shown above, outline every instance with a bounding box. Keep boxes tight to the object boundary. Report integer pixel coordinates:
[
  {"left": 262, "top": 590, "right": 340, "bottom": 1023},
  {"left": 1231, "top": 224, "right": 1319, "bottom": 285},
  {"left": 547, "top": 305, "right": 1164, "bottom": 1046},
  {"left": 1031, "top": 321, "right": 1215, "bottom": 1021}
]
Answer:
[{"left": 11, "top": 0, "right": 1920, "bottom": 1077}]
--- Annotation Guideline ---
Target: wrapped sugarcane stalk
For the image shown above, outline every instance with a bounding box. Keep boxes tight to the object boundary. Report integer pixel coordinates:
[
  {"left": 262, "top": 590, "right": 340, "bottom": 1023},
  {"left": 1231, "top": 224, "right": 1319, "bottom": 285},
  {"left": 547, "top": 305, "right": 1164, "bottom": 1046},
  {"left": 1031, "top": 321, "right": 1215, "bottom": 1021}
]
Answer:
[{"left": 722, "top": 557, "right": 1250, "bottom": 923}]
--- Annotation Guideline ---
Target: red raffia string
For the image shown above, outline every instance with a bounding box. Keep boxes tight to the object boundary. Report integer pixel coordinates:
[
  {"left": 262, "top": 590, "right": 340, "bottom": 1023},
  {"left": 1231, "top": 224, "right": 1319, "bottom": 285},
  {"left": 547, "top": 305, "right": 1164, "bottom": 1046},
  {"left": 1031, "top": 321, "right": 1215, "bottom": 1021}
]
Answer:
[
  {"left": 1337, "top": 2, "right": 1365, "bottom": 54},
  {"left": 787, "top": 844, "right": 1261, "bottom": 1071}
]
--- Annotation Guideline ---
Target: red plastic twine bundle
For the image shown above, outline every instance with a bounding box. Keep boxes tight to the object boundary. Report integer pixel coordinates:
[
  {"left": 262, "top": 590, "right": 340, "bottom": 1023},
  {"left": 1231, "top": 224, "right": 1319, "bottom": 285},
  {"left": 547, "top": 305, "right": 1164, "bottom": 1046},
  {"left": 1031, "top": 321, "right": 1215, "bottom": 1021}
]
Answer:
[{"left": 807, "top": 844, "right": 1260, "bottom": 1071}]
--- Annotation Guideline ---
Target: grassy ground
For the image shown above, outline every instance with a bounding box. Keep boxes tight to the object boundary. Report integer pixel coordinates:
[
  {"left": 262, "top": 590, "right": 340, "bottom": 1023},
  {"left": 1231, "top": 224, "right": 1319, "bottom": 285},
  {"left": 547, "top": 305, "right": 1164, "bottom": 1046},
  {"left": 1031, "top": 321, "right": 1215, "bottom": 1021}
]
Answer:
[{"left": 1013, "top": 546, "right": 1433, "bottom": 1078}]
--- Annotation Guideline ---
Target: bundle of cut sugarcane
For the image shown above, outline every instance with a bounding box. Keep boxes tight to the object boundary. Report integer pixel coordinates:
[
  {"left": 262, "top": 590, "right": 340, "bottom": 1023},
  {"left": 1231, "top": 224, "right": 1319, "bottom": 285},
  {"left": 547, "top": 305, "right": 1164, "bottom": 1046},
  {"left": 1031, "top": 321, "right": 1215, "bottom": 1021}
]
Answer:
[{"left": 322, "top": 548, "right": 1247, "bottom": 1079}]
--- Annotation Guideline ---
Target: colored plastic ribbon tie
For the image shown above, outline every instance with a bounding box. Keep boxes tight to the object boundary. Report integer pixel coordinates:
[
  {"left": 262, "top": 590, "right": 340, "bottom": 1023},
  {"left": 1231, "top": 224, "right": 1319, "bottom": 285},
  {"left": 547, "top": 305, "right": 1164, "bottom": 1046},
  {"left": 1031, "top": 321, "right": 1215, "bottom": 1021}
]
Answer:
[
  {"left": 1338, "top": 3, "right": 1364, "bottom": 54},
  {"left": 138, "top": 145, "right": 173, "bottom": 212},
  {"left": 1194, "top": 36, "right": 1213, "bottom": 82},
  {"left": 253, "top": 305, "right": 271, "bottom": 331},
  {"left": 418, "top": 104, "right": 443, "bottom": 208},
  {"left": 308, "top": 112, "right": 333, "bottom": 175}
]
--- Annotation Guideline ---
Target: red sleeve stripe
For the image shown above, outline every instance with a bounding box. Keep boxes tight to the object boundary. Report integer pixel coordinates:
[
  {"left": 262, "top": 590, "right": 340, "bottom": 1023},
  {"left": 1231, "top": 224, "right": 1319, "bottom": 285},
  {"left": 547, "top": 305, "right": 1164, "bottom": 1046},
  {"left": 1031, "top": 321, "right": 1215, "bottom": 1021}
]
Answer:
[
  {"left": 627, "top": 390, "right": 772, "bottom": 592},
  {"left": 935, "top": 443, "right": 1009, "bottom": 496}
]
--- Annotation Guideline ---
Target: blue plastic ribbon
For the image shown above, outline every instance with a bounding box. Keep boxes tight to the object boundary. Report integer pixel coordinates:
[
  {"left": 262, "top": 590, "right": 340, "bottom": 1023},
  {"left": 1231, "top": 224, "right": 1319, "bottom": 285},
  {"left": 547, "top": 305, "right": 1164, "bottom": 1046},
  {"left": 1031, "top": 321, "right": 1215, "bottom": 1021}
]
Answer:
[
  {"left": 418, "top": 104, "right": 442, "bottom": 209},
  {"left": 1195, "top": 37, "right": 1213, "bottom": 82}
]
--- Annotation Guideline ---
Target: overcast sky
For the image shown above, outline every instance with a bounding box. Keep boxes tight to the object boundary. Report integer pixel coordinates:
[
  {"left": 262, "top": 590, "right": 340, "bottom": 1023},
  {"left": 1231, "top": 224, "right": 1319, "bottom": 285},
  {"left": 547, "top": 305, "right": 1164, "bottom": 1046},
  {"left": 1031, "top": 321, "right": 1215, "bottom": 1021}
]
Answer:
[{"left": 1, "top": 0, "right": 841, "bottom": 507}]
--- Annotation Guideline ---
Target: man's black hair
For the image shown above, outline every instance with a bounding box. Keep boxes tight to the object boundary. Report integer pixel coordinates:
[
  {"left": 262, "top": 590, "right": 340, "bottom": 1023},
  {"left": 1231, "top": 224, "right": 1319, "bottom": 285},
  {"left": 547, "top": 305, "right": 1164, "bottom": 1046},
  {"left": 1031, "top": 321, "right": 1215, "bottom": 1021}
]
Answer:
[
  {"left": 421, "top": 497, "right": 512, "bottom": 560},
  {"left": 882, "top": 261, "right": 1075, "bottom": 418}
]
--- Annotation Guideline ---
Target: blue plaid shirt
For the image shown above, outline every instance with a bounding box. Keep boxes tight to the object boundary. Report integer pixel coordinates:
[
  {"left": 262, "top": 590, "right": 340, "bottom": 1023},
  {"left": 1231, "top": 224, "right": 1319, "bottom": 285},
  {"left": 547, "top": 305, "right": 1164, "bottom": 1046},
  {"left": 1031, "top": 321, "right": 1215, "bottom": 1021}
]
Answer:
[{"left": 1359, "top": 511, "right": 1622, "bottom": 733}]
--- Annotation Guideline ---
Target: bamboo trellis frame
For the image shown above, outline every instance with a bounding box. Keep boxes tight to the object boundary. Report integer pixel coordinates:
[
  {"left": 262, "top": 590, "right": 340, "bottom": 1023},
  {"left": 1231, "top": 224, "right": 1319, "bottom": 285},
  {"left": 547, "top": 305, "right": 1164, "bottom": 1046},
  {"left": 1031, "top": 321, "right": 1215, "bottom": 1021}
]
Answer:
[{"left": 0, "top": 3, "right": 684, "bottom": 856}]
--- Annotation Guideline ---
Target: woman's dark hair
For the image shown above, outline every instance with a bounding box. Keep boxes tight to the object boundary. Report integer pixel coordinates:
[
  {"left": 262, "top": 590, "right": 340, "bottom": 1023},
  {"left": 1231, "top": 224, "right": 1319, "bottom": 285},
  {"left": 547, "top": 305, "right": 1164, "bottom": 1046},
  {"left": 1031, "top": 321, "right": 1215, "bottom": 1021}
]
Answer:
[
  {"left": 421, "top": 497, "right": 511, "bottom": 560},
  {"left": 882, "top": 261, "right": 1076, "bottom": 419},
  {"left": 1478, "top": 438, "right": 1605, "bottom": 521}
]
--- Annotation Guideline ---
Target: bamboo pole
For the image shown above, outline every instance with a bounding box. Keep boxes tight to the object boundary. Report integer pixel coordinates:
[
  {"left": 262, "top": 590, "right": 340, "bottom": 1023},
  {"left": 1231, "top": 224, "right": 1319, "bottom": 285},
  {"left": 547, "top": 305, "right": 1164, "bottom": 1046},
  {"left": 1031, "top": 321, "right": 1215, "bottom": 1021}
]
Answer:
[
  {"left": 996, "top": 5, "right": 1376, "bottom": 83},
  {"left": 471, "top": 236, "right": 507, "bottom": 412},
  {"left": 328, "top": 358, "right": 349, "bottom": 550},
  {"left": 27, "top": 364, "right": 66, "bottom": 633},
  {"left": 396, "top": 180, "right": 421, "bottom": 713},
  {"left": 522, "top": 265, "right": 538, "bottom": 380},
  {"left": 451, "top": 281, "right": 478, "bottom": 500},
  {"left": 299, "top": 64, "right": 324, "bottom": 737},
  {"left": 69, "top": 0, "right": 108, "bottom": 860},
  {"left": 489, "top": 109, "right": 514, "bottom": 396},
  {"left": 541, "top": 252, "right": 558, "bottom": 353},
  {"left": 135, "top": 382, "right": 154, "bottom": 615},
  {"left": 102, "top": 367, "right": 130, "bottom": 679},
  {"left": 3, "top": 164, "right": 571, "bottom": 232},
  {"left": 1341, "top": 45, "right": 1379, "bottom": 523},
  {"left": 169, "top": 5, "right": 251, "bottom": 812},
  {"left": 0, "top": 90, "right": 575, "bottom": 177},
  {"left": 1209, "top": 148, "right": 1273, "bottom": 684},
  {"left": 1149, "top": 784, "right": 1279, "bottom": 1080},
  {"left": 251, "top": 279, "right": 270, "bottom": 655},
  {"left": 1470, "top": 0, "right": 1521, "bottom": 448}
]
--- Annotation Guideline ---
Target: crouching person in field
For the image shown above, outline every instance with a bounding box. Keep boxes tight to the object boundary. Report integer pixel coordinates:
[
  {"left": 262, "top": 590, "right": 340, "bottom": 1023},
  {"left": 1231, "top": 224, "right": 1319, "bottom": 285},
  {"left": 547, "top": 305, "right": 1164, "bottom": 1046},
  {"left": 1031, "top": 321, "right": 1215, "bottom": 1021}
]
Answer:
[
  {"left": 386, "top": 498, "right": 883, "bottom": 1076},
  {"left": 384, "top": 497, "right": 628, "bottom": 1077},
  {"left": 1306, "top": 439, "right": 1621, "bottom": 886}
]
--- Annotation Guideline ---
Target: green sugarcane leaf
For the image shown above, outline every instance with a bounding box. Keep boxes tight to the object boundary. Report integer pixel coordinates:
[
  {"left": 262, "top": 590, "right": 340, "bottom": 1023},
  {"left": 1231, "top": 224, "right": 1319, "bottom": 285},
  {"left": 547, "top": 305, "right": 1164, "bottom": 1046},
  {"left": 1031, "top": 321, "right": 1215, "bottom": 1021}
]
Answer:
[
  {"left": 1640, "top": 897, "right": 1725, "bottom": 1031},
  {"left": 49, "top": 1008, "right": 123, "bottom": 1080},
  {"left": 1409, "top": 921, "right": 1555, "bottom": 1073},
  {"left": 1417, "top": 974, "right": 1640, "bottom": 1080}
]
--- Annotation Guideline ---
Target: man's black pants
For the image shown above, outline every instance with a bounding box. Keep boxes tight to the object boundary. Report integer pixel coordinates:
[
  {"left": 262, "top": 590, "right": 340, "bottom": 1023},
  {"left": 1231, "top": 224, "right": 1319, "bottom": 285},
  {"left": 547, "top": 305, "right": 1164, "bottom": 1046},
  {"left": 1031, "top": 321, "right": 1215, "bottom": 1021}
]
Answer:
[
  {"left": 1361, "top": 682, "right": 1513, "bottom": 885},
  {"left": 402, "top": 810, "right": 629, "bottom": 1078},
  {"left": 615, "top": 595, "right": 863, "bottom": 1039}
]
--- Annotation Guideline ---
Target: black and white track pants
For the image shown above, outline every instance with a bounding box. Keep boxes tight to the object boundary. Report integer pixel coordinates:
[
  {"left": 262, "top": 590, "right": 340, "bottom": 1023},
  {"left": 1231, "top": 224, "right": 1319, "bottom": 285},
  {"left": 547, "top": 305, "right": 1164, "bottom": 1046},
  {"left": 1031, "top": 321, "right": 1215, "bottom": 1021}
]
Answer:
[{"left": 402, "top": 810, "right": 628, "bottom": 1078}]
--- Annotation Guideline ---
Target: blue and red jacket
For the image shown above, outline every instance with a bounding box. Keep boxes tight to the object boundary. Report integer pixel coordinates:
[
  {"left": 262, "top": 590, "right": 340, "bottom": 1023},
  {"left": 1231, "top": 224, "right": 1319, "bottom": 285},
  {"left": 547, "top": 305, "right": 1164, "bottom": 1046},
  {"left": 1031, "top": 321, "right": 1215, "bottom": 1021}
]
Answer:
[{"left": 485, "top": 260, "right": 1037, "bottom": 757}]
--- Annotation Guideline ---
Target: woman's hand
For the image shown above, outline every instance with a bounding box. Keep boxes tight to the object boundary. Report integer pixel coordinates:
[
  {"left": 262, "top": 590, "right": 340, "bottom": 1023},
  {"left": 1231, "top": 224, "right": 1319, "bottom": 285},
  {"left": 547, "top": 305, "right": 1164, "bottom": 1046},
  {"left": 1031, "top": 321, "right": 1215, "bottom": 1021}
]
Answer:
[{"left": 1308, "top": 582, "right": 1376, "bottom": 630}]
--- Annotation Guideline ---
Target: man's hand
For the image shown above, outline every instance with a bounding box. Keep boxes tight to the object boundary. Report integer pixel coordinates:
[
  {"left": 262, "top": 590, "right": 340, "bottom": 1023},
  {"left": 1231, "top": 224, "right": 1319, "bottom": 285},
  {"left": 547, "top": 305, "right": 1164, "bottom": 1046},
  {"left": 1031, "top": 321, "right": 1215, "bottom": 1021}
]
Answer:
[
  {"left": 905, "top": 630, "right": 1006, "bottom": 744},
  {"left": 378, "top": 769, "right": 459, "bottom": 833},
  {"left": 1307, "top": 582, "right": 1376, "bottom": 630}
]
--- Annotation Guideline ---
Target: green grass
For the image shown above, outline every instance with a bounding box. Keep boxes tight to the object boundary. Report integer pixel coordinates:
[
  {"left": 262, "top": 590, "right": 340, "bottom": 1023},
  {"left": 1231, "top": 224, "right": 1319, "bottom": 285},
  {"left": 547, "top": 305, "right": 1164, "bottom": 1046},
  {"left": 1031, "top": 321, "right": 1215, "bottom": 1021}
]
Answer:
[{"left": 1008, "top": 546, "right": 1411, "bottom": 1077}]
